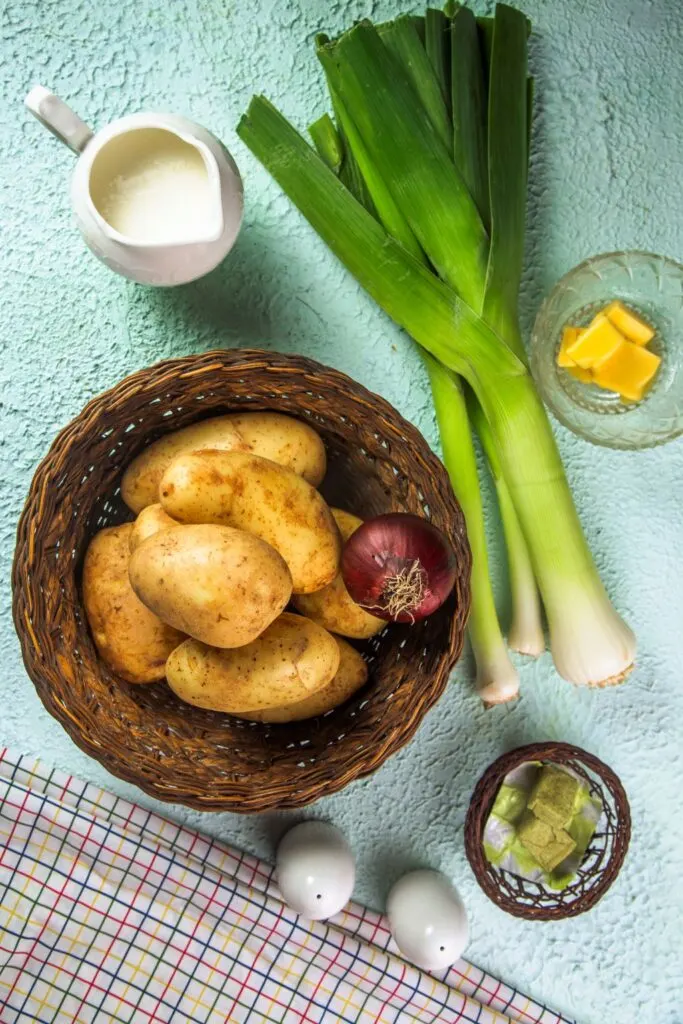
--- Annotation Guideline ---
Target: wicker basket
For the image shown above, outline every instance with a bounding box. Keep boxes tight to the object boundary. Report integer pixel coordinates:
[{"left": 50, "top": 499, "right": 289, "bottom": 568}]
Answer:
[
  {"left": 465, "top": 742, "right": 631, "bottom": 919},
  {"left": 12, "top": 349, "right": 471, "bottom": 813}
]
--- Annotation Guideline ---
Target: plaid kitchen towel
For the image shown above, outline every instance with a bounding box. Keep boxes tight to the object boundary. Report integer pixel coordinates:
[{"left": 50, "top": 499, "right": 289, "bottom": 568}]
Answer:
[{"left": 0, "top": 749, "right": 574, "bottom": 1024}]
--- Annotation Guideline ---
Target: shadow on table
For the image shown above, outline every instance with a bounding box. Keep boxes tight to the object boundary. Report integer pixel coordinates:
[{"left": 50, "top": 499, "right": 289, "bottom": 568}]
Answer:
[{"left": 138, "top": 225, "right": 314, "bottom": 357}]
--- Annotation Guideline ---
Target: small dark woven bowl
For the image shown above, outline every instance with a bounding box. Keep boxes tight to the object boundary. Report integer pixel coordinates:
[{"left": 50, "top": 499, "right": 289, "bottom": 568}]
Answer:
[
  {"left": 465, "top": 742, "right": 631, "bottom": 920},
  {"left": 12, "top": 349, "right": 471, "bottom": 813}
]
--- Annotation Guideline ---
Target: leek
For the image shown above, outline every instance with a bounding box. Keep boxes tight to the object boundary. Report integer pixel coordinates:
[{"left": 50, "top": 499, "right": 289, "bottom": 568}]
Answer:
[
  {"left": 316, "top": 75, "right": 519, "bottom": 702},
  {"left": 324, "top": 15, "right": 525, "bottom": 694},
  {"left": 237, "top": 3, "right": 636, "bottom": 689},
  {"left": 426, "top": 358, "right": 520, "bottom": 703},
  {"left": 469, "top": 396, "right": 544, "bottom": 657},
  {"left": 448, "top": 0, "right": 544, "bottom": 665},
  {"left": 472, "top": 0, "right": 545, "bottom": 652}
]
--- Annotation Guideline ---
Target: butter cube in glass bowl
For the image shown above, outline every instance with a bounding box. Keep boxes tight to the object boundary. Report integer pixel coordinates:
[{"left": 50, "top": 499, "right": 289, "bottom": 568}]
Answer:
[{"left": 530, "top": 251, "right": 683, "bottom": 449}]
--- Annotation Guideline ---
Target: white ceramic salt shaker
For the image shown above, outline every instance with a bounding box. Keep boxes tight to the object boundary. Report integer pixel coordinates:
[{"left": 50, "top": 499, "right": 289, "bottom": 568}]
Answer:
[
  {"left": 387, "top": 869, "right": 469, "bottom": 971},
  {"left": 276, "top": 821, "right": 355, "bottom": 921}
]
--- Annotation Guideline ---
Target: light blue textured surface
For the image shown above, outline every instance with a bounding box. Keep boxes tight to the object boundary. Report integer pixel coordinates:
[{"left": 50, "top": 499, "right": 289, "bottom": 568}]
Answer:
[{"left": 1, "top": 2, "right": 682, "bottom": 1022}]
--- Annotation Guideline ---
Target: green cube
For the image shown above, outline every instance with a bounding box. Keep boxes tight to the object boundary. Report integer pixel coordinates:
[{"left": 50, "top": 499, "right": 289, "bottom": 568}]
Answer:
[
  {"left": 527, "top": 765, "right": 580, "bottom": 829},
  {"left": 517, "top": 811, "right": 554, "bottom": 848},
  {"left": 517, "top": 811, "right": 577, "bottom": 872},
  {"left": 536, "top": 828, "right": 577, "bottom": 872}
]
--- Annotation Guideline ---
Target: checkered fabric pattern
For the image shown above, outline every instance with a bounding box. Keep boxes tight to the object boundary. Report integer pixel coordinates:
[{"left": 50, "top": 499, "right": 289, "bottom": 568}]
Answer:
[{"left": 0, "top": 749, "right": 574, "bottom": 1023}]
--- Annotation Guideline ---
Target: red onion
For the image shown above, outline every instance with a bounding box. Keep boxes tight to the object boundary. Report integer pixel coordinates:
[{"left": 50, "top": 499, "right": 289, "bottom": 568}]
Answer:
[{"left": 341, "top": 513, "right": 457, "bottom": 623}]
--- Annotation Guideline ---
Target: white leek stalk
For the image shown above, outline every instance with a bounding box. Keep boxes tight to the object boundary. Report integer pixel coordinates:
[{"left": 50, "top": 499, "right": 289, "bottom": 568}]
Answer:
[
  {"left": 426, "top": 357, "right": 519, "bottom": 704},
  {"left": 483, "top": 374, "right": 635, "bottom": 685},
  {"left": 469, "top": 397, "right": 545, "bottom": 657}
]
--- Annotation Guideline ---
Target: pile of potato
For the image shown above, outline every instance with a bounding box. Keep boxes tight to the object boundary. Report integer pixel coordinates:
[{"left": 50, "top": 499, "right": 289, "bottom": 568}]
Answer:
[{"left": 82, "top": 412, "right": 385, "bottom": 723}]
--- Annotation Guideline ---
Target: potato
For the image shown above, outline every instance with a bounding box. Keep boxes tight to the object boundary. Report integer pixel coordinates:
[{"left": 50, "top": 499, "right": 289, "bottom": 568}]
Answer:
[
  {"left": 229, "top": 413, "right": 326, "bottom": 487},
  {"left": 129, "top": 503, "right": 180, "bottom": 552},
  {"left": 165, "top": 612, "right": 340, "bottom": 713},
  {"left": 82, "top": 523, "right": 184, "bottom": 684},
  {"left": 234, "top": 636, "right": 369, "bottom": 723},
  {"left": 128, "top": 524, "right": 292, "bottom": 648},
  {"left": 121, "top": 412, "right": 326, "bottom": 513},
  {"left": 293, "top": 509, "right": 385, "bottom": 639},
  {"left": 160, "top": 451, "right": 341, "bottom": 594}
]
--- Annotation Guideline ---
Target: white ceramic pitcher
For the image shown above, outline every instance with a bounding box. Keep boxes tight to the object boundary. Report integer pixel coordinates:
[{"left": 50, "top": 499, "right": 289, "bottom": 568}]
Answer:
[{"left": 26, "top": 86, "right": 244, "bottom": 286}]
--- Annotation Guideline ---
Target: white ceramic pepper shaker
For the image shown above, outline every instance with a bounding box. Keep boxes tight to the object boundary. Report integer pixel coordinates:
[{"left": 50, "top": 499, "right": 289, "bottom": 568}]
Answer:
[
  {"left": 387, "top": 869, "right": 469, "bottom": 971},
  {"left": 275, "top": 821, "right": 355, "bottom": 921}
]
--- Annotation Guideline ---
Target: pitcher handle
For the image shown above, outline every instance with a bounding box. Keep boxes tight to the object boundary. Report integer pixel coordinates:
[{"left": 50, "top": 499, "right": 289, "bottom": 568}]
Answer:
[{"left": 25, "top": 86, "right": 93, "bottom": 154}]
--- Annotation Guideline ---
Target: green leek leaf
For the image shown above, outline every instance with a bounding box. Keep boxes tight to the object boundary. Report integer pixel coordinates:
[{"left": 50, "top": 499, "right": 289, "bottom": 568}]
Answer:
[
  {"left": 425, "top": 8, "right": 452, "bottom": 115},
  {"left": 377, "top": 15, "right": 452, "bottom": 151},
  {"left": 476, "top": 15, "right": 494, "bottom": 76},
  {"left": 451, "top": 5, "right": 490, "bottom": 232},
  {"left": 316, "top": 21, "right": 488, "bottom": 309},
  {"left": 329, "top": 87, "right": 424, "bottom": 261},
  {"left": 237, "top": 95, "right": 524, "bottom": 390},
  {"left": 308, "top": 113, "right": 343, "bottom": 174},
  {"left": 527, "top": 76, "right": 535, "bottom": 167},
  {"left": 483, "top": 3, "right": 529, "bottom": 359},
  {"left": 409, "top": 14, "right": 426, "bottom": 45}
]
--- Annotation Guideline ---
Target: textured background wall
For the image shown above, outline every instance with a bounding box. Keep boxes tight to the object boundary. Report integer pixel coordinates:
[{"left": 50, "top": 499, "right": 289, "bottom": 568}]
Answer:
[{"left": 1, "top": 1, "right": 682, "bottom": 1021}]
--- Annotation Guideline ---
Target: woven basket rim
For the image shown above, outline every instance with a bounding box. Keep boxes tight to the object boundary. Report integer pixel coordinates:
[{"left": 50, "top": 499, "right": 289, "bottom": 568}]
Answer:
[
  {"left": 464, "top": 741, "right": 631, "bottom": 920},
  {"left": 13, "top": 348, "right": 471, "bottom": 812}
]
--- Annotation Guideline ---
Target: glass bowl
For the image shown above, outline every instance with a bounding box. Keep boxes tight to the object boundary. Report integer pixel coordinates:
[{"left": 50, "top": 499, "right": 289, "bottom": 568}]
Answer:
[{"left": 530, "top": 251, "right": 683, "bottom": 449}]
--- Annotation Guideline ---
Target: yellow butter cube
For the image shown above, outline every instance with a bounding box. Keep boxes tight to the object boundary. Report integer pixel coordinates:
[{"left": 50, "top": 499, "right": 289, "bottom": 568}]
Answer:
[
  {"left": 558, "top": 326, "right": 582, "bottom": 367},
  {"left": 567, "top": 365, "right": 593, "bottom": 384},
  {"left": 557, "top": 327, "right": 593, "bottom": 382},
  {"left": 603, "top": 300, "right": 654, "bottom": 346},
  {"left": 566, "top": 314, "right": 625, "bottom": 368},
  {"left": 593, "top": 340, "right": 661, "bottom": 401}
]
